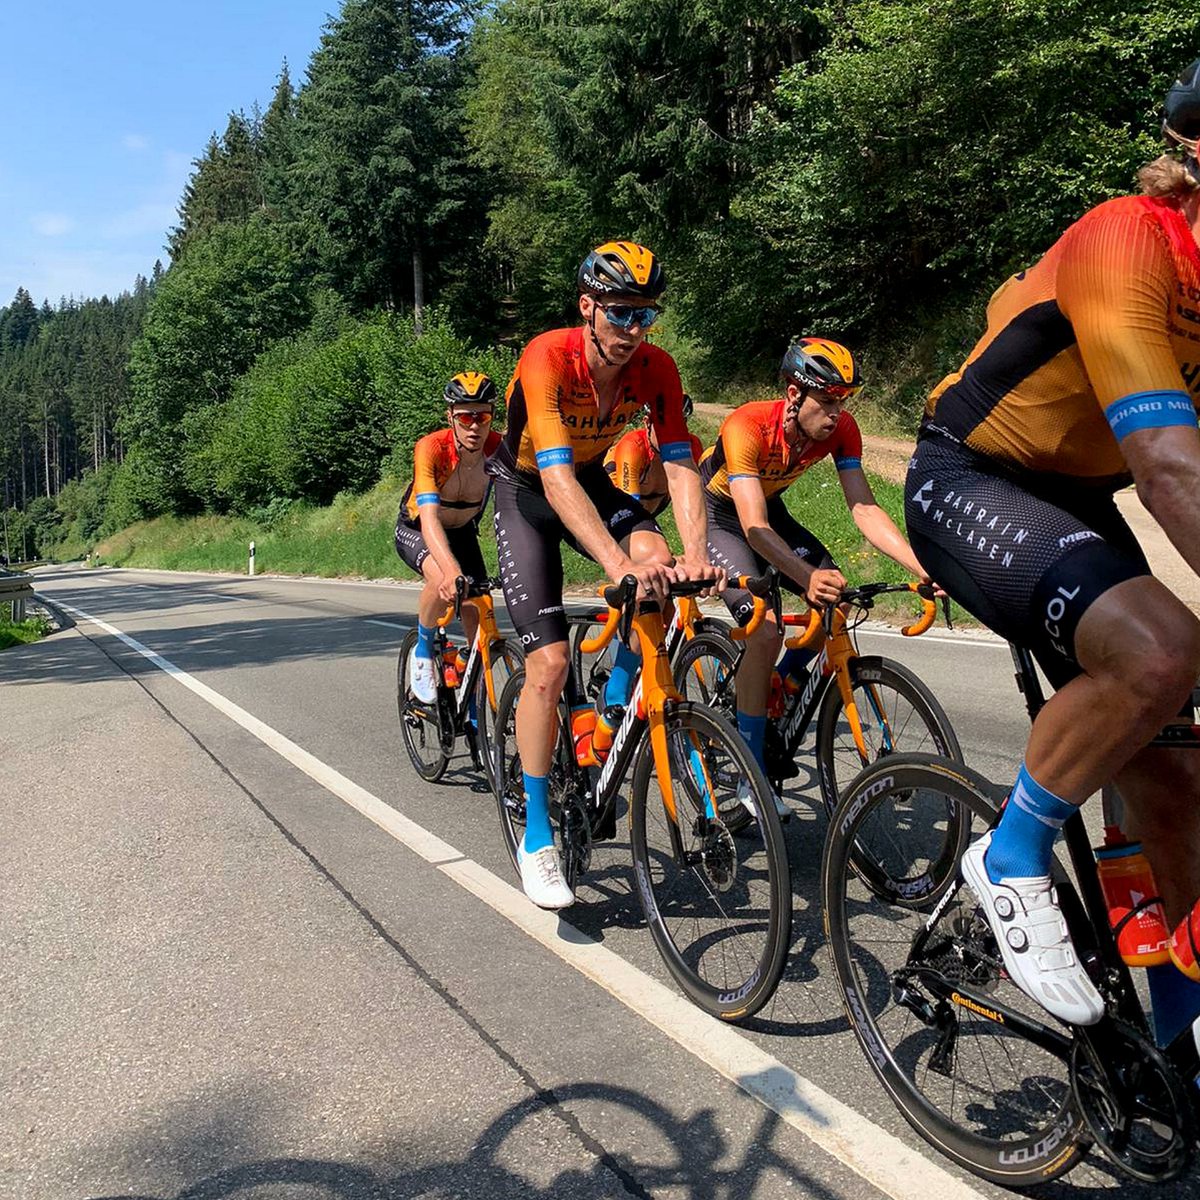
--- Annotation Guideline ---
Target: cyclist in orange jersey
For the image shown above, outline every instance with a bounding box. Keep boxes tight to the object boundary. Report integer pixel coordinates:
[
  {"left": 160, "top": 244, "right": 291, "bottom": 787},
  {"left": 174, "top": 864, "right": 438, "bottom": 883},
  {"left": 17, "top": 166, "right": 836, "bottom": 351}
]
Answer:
[
  {"left": 702, "top": 338, "right": 932, "bottom": 818},
  {"left": 904, "top": 63, "right": 1200, "bottom": 1033},
  {"left": 395, "top": 372, "right": 501, "bottom": 703},
  {"left": 490, "top": 242, "right": 722, "bottom": 909},
  {"left": 604, "top": 395, "right": 704, "bottom": 515}
]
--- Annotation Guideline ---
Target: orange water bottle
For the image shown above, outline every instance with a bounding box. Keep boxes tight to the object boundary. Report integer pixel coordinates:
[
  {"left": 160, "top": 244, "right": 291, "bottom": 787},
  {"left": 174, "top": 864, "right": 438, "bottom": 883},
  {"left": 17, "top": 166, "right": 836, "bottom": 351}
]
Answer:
[
  {"left": 571, "top": 705, "right": 597, "bottom": 767},
  {"left": 1095, "top": 826, "right": 1170, "bottom": 967},
  {"left": 767, "top": 671, "right": 785, "bottom": 719},
  {"left": 1169, "top": 897, "right": 1200, "bottom": 982},
  {"left": 591, "top": 704, "right": 624, "bottom": 763},
  {"left": 442, "top": 645, "right": 460, "bottom": 688}
]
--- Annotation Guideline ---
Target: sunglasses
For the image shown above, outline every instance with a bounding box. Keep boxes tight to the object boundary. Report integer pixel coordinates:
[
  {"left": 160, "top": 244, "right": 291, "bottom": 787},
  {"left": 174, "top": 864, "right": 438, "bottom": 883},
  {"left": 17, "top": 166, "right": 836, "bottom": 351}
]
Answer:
[
  {"left": 453, "top": 411, "right": 493, "bottom": 427},
  {"left": 815, "top": 383, "right": 862, "bottom": 402},
  {"left": 600, "top": 303, "right": 661, "bottom": 330}
]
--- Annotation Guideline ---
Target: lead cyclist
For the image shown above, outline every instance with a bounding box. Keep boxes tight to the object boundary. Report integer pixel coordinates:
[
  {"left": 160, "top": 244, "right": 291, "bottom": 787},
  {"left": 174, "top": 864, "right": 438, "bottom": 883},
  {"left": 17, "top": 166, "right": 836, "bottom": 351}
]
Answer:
[{"left": 903, "top": 61, "right": 1200, "bottom": 1042}]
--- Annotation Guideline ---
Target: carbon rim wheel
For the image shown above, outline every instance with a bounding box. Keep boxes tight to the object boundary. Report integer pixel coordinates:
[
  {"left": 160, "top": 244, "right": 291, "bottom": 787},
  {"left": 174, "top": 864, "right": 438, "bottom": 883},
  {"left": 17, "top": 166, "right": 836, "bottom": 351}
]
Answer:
[
  {"left": 629, "top": 701, "right": 791, "bottom": 1021},
  {"left": 822, "top": 754, "right": 1088, "bottom": 1187},
  {"left": 815, "top": 656, "right": 962, "bottom": 820},
  {"left": 398, "top": 630, "right": 450, "bottom": 782}
]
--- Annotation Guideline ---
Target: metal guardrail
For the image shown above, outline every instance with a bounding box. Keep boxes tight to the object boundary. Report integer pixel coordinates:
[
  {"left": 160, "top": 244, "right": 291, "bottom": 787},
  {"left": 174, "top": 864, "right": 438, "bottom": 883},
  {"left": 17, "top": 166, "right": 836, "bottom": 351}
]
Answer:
[{"left": 0, "top": 572, "right": 34, "bottom": 622}]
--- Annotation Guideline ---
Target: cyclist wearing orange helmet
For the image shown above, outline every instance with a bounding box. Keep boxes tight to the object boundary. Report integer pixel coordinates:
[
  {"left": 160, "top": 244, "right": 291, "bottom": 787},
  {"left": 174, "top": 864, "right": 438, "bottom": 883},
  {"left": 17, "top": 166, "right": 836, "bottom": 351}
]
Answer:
[
  {"left": 903, "top": 62, "right": 1200, "bottom": 1034},
  {"left": 396, "top": 372, "right": 501, "bottom": 703},
  {"left": 490, "top": 241, "right": 721, "bottom": 909},
  {"left": 701, "top": 338, "right": 932, "bottom": 818}
]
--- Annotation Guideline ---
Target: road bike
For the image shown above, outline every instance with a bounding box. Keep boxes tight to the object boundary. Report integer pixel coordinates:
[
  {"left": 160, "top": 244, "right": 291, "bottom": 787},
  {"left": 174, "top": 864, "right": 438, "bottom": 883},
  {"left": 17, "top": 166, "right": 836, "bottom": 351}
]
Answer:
[
  {"left": 397, "top": 575, "right": 523, "bottom": 787},
  {"left": 492, "top": 573, "right": 792, "bottom": 1021},
  {"left": 822, "top": 642, "right": 1200, "bottom": 1187},
  {"left": 672, "top": 581, "right": 962, "bottom": 830}
]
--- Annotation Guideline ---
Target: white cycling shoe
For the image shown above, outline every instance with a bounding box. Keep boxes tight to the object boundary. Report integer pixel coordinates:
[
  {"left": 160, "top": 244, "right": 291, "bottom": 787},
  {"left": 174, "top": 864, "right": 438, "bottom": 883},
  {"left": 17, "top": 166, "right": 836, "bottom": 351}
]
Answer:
[
  {"left": 737, "top": 778, "right": 791, "bottom": 823},
  {"left": 960, "top": 831, "right": 1105, "bottom": 1027},
  {"left": 518, "top": 843, "right": 575, "bottom": 910},
  {"left": 408, "top": 648, "right": 438, "bottom": 704}
]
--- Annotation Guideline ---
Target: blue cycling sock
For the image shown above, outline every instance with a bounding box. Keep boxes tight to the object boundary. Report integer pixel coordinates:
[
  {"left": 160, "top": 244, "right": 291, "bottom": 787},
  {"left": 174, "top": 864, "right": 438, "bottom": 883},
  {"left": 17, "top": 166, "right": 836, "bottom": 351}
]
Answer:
[
  {"left": 985, "top": 762, "right": 1076, "bottom": 883},
  {"left": 467, "top": 690, "right": 477, "bottom": 727},
  {"left": 415, "top": 621, "right": 436, "bottom": 659},
  {"left": 736, "top": 711, "right": 767, "bottom": 773},
  {"left": 604, "top": 641, "right": 640, "bottom": 708},
  {"left": 777, "top": 646, "right": 813, "bottom": 681},
  {"left": 1148, "top": 962, "right": 1200, "bottom": 1047},
  {"left": 522, "top": 773, "right": 553, "bottom": 854}
]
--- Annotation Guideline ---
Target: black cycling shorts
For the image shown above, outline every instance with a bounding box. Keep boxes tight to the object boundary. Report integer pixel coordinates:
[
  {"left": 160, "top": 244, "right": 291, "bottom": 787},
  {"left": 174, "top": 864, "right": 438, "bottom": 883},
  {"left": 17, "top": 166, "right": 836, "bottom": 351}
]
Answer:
[
  {"left": 394, "top": 512, "right": 488, "bottom": 588},
  {"left": 904, "top": 432, "right": 1150, "bottom": 688},
  {"left": 706, "top": 494, "right": 836, "bottom": 625},
  {"left": 492, "top": 461, "right": 660, "bottom": 649}
]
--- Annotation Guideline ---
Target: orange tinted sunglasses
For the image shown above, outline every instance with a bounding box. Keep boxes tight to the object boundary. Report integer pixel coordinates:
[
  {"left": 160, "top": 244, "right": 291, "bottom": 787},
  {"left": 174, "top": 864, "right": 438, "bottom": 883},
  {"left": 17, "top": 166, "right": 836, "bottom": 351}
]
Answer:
[{"left": 453, "top": 411, "right": 493, "bottom": 427}]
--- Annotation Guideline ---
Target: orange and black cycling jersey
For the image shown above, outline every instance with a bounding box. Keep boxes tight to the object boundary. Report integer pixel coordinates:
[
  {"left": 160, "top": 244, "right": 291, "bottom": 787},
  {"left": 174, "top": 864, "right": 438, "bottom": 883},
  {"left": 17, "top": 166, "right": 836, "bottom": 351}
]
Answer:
[
  {"left": 924, "top": 194, "right": 1200, "bottom": 488},
  {"left": 400, "top": 427, "right": 502, "bottom": 523},
  {"left": 492, "top": 326, "right": 693, "bottom": 485},
  {"left": 604, "top": 427, "right": 703, "bottom": 510},
  {"left": 700, "top": 399, "right": 863, "bottom": 503}
]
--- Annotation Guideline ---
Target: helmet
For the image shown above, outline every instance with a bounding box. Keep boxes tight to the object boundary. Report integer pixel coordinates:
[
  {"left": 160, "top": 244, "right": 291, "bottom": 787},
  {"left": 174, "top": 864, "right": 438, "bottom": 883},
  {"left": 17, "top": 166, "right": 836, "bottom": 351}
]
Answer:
[
  {"left": 780, "top": 338, "right": 863, "bottom": 399},
  {"left": 1165, "top": 59, "right": 1200, "bottom": 153},
  {"left": 682, "top": 393, "right": 695, "bottom": 419},
  {"left": 577, "top": 241, "right": 665, "bottom": 299},
  {"left": 444, "top": 371, "right": 497, "bottom": 407}
]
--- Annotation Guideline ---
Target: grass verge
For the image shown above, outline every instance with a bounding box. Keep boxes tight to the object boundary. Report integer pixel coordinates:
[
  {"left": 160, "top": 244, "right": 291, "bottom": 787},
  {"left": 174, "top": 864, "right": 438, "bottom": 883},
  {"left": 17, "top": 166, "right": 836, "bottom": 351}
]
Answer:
[{"left": 0, "top": 613, "right": 51, "bottom": 650}]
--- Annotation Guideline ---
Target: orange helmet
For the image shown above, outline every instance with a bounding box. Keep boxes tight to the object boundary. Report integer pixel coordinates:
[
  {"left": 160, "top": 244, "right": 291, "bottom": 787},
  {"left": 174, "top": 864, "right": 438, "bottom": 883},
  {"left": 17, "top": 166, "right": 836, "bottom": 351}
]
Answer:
[
  {"left": 780, "top": 338, "right": 863, "bottom": 400},
  {"left": 577, "top": 241, "right": 665, "bottom": 300},
  {"left": 444, "top": 371, "right": 497, "bottom": 407}
]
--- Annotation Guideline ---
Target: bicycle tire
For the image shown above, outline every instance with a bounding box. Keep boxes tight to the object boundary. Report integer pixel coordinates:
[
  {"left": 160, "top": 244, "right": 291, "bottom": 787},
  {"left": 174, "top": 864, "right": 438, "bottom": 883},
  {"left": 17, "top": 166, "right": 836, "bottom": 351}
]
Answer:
[
  {"left": 670, "top": 632, "right": 751, "bottom": 833},
  {"left": 822, "top": 753, "right": 1089, "bottom": 1187},
  {"left": 815, "top": 655, "right": 963, "bottom": 818},
  {"left": 629, "top": 701, "right": 792, "bottom": 1021},
  {"left": 397, "top": 629, "right": 450, "bottom": 782},
  {"left": 474, "top": 637, "right": 524, "bottom": 791}
]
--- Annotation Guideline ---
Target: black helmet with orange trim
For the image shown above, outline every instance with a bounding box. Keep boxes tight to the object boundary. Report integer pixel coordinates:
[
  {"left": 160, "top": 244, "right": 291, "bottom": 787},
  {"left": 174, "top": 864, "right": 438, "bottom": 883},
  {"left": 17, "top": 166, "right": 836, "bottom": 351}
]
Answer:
[
  {"left": 1165, "top": 59, "right": 1200, "bottom": 156},
  {"left": 780, "top": 338, "right": 863, "bottom": 400},
  {"left": 444, "top": 371, "right": 497, "bottom": 408},
  {"left": 577, "top": 241, "right": 666, "bottom": 300}
]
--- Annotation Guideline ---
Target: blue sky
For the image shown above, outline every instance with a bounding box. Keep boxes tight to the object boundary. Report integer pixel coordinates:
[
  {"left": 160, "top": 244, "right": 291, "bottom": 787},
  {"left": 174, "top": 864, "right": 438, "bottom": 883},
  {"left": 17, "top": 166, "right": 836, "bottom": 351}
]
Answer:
[{"left": 0, "top": 1, "right": 336, "bottom": 307}]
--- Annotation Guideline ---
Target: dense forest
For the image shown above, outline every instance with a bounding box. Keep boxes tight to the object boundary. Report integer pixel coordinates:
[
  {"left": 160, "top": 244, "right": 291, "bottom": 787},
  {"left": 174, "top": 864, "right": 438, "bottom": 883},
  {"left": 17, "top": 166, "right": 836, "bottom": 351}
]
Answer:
[{"left": 2, "top": 0, "right": 1198, "bottom": 561}]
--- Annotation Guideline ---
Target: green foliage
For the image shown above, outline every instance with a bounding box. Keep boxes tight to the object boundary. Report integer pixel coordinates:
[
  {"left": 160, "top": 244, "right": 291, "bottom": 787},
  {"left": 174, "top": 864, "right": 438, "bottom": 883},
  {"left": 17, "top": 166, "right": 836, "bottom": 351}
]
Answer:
[
  {"left": 190, "top": 309, "right": 516, "bottom": 511},
  {"left": 0, "top": 613, "right": 50, "bottom": 651}
]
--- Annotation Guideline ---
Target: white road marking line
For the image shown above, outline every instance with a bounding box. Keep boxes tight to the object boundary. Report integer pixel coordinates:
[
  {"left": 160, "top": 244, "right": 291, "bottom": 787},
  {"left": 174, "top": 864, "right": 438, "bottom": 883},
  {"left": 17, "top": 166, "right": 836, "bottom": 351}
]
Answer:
[
  {"left": 856, "top": 628, "right": 1005, "bottom": 648},
  {"left": 57, "top": 597, "right": 988, "bottom": 1200},
  {"left": 367, "top": 619, "right": 408, "bottom": 630}
]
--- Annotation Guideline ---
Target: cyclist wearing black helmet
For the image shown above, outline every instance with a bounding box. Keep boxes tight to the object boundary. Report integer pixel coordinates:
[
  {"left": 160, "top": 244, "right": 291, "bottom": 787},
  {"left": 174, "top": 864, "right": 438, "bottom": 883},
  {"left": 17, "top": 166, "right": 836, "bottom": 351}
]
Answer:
[
  {"left": 903, "top": 62, "right": 1200, "bottom": 1033},
  {"left": 396, "top": 372, "right": 501, "bottom": 703},
  {"left": 490, "top": 241, "right": 721, "bottom": 909},
  {"left": 700, "top": 338, "right": 931, "bottom": 819}
]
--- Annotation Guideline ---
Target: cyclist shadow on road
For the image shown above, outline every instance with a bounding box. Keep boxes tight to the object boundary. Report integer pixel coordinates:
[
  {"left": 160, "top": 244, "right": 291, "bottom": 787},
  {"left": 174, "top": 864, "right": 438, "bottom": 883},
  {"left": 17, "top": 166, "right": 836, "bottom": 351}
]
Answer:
[{"left": 86, "top": 1080, "right": 845, "bottom": 1200}]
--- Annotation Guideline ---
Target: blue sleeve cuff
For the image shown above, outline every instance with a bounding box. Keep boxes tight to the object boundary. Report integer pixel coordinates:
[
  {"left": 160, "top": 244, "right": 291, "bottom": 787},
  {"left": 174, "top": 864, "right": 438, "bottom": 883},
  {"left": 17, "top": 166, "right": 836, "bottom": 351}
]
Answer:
[
  {"left": 536, "top": 446, "right": 574, "bottom": 469},
  {"left": 659, "top": 440, "right": 694, "bottom": 463},
  {"left": 834, "top": 457, "right": 862, "bottom": 471},
  {"left": 727, "top": 472, "right": 758, "bottom": 481},
  {"left": 1105, "top": 390, "right": 1198, "bottom": 442},
  {"left": 416, "top": 492, "right": 440, "bottom": 507}
]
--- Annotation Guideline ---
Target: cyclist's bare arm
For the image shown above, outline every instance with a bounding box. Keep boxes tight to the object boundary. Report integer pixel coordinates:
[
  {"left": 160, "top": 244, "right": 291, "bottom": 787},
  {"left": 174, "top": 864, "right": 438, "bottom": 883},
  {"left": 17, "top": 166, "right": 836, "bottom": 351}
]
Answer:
[
  {"left": 662, "top": 457, "right": 722, "bottom": 584},
  {"left": 838, "top": 466, "right": 929, "bottom": 579},
  {"left": 540, "top": 463, "right": 673, "bottom": 598},
  {"left": 1124, "top": 424, "right": 1200, "bottom": 578},
  {"left": 417, "top": 504, "right": 464, "bottom": 602},
  {"left": 729, "top": 475, "right": 844, "bottom": 604}
]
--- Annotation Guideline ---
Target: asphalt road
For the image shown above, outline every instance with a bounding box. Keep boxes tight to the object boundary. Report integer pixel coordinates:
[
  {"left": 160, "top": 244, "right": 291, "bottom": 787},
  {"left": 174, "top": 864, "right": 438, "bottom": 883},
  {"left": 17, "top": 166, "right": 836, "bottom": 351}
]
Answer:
[{"left": 3, "top": 565, "right": 1193, "bottom": 1200}]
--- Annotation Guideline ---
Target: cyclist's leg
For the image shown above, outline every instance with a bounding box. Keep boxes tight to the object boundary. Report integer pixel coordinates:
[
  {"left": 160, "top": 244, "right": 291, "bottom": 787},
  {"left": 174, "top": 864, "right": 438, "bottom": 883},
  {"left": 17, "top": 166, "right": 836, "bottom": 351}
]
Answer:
[
  {"left": 904, "top": 435, "right": 1189, "bottom": 1023},
  {"left": 581, "top": 465, "right": 663, "bottom": 709},
  {"left": 395, "top": 517, "right": 441, "bottom": 700},
  {"left": 445, "top": 523, "right": 487, "bottom": 648},
  {"left": 493, "top": 476, "right": 574, "bottom": 907},
  {"left": 765, "top": 498, "right": 836, "bottom": 681}
]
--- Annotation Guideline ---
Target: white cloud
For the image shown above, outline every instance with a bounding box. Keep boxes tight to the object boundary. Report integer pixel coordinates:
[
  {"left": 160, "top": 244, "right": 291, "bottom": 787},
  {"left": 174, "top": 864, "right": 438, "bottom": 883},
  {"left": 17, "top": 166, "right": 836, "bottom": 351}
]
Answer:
[
  {"left": 31, "top": 213, "right": 75, "bottom": 237},
  {"left": 121, "top": 133, "right": 150, "bottom": 153}
]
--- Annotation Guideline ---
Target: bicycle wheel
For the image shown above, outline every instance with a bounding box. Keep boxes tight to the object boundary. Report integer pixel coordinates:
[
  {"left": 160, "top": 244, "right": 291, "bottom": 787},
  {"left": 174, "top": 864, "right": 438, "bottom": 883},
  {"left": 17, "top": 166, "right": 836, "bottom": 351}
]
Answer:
[
  {"left": 629, "top": 702, "right": 792, "bottom": 1021},
  {"left": 474, "top": 638, "right": 524, "bottom": 790},
  {"left": 822, "top": 753, "right": 1089, "bottom": 1187},
  {"left": 815, "top": 655, "right": 962, "bottom": 818},
  {"left": 397, "top": 630, "right": 450, "bottom": 782},
  {"left": 670, "top": 632, "right": 751, "bottom": 833}
]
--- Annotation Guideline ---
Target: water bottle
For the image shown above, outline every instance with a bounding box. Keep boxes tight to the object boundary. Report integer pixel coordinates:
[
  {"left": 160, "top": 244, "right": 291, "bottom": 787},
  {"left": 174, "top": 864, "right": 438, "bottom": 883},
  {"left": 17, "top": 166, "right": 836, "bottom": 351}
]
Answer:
[
  {"left": 1095, "top": 826, "right": 1170, "bottom": 967},
  {"left": 591, "top": 704, "right": 624, "bottom": 763},
  {"left": 571, "top": 705, "right": 597, "bottom": 767}
]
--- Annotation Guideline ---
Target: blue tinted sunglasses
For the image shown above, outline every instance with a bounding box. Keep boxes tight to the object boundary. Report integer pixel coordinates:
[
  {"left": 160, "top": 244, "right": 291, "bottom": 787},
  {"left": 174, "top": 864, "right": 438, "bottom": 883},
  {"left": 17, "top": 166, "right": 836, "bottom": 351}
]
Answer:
[{"left": 600, "top": 303, "right": 661, "bottom": 330}]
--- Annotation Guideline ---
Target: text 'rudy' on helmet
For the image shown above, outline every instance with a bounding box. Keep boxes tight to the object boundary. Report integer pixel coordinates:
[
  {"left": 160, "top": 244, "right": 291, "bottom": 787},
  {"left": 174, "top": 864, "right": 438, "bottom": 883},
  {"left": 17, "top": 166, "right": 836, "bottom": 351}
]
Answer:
[{"left": 780, "top": 338, "right": 863, "bottom": 398}]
